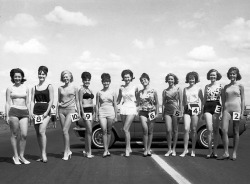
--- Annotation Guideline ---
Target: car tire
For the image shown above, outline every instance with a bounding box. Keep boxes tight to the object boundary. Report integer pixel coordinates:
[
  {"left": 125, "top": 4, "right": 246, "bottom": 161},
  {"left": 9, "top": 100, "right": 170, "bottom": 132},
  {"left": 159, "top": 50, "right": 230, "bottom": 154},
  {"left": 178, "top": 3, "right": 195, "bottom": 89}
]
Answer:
[
  {"left": 197, "top": 127, "right": 209, "bottom": 149},
  {"left": 92, "top": 127, "right": 116, "bottom": 148}
]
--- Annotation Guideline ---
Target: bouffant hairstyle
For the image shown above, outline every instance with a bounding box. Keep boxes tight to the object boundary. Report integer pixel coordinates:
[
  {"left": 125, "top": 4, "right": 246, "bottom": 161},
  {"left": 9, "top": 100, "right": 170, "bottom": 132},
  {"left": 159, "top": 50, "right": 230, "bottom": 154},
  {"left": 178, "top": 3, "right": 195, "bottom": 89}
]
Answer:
[
  {"left": 60, "top": 70, "right": 73, "bottom": 82},
  {"left": 140, "top": 73, "right": 150, "bottom": 82},
  {"left": 227, "top": 67, "right": 242, "bottom": 81},
  {"left": 81, "top": 71, "right": 91, "bottom": 81},
  {"left": 121, "top": 69, "right": 135, "bottom": 81},
  {"left": 207, "top": 69, "right": 222, "bottom": 81},
  {"left": 185, "top": 71, "right": 200, "bottom": 83},
  {"left": 165, "top": 73, "right": 179, "bottom": 85},
  {"left": 10, "top": 68, "right": 26, "bottom": 84},
  {"left": 101, "top": 73, "right": 111, "bottom": 82},
  {"left": 38, "top": 66, "right": 48, "bottom": 75}
]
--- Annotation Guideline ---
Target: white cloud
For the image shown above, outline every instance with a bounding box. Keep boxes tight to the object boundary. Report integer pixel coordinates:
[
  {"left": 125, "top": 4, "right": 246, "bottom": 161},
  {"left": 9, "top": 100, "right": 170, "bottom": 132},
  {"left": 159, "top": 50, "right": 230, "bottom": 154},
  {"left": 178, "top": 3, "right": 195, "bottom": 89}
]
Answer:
[
  {"left": 165, "top": 39, "right": 179, "bottom": 46},
  {"left": 132, "top": 38, "right": 155, "bottom": 49},
  {"left": 45, "top": 6, "right": 96, "bottom": 26},
  {"left": 193, "top": 12, "right": 205, "bottom": 19},
  {"left": 220, "top": 17, "right": 250, "bottom": 50},
  {"left": 178, "top": 20, "right": 197, "bottom": 29},
  {"left": 109, "top": 53, "right": 121, "bottom": 61},
  {"left": 187, "top": 45, "right": 216, "bottom": 61},
  {"left": 3, "top": 39, "right": 47, "bottom": 54},
  {"left": 6, "top": 13, "right": 39, "bottom": 28}
]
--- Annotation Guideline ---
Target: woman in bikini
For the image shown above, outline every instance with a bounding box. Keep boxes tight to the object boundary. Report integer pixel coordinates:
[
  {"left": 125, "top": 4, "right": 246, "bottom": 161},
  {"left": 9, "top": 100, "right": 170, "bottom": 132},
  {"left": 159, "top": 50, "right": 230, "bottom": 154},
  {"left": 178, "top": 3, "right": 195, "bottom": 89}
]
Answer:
[
  {"left": 138, "top": 73, "right": 159, "bottom": 157},
  {"left": 57, "top": 70, "right": 81, "bottom": 160},
  {"left": 96, "top": 73, "right": 118, "bottom": 157},
  {"left": 162, "top": 73, "right": 182, "bottom": 157},
  {"left": 79, "top": 72, "right": 95, "bottom": 158},
  {"left": 30, "top": 66, "right": 54, "bottom": 163},
  {"left": 5, "top": 68, "right": 30, "bottom": 165},
  {"left": 117, "top": 69, "right": 138, "bottom": 157},
  {"left": 218, "top": 67, "right": 245, "bottom": 161},
  {"left": 203, "top": 69, "right": 223, "bottom": 159},
  {"left": 180, "top": 71, "right": 203, "bottom": 157}
]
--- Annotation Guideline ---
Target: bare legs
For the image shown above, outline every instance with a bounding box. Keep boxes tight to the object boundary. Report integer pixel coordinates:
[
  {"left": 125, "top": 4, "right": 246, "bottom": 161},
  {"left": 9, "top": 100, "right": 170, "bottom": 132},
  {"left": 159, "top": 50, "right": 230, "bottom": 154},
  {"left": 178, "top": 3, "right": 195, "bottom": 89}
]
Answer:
[
  {"left": 34, "top": 116, "right": 50, "bottom": 161},
  {"left": 164, "top": 115, "right": 178, "bottom": 156},
  {"left": 9, "top": 117, "right": 29, "bottom": 164},
  {"left": 180, "top": 114, "right": 198, "bottom": 157},
  {"left": 59, "top": 113, "right": 72, "bottom": 159},
  {"left": 99, "top": 117, "right": 113, "bottom": 156},
  {"left": 204, "top": 112, "right": 220, "bottom": 157},
  {"left": 121, "top": 115, "right": 135, "bottom": 156},
  {"left": 140, "top": 116, "right": 154, "bottom": 156},
  {"left": 84, "top": 120, "right": 93, "bottom": 157}
]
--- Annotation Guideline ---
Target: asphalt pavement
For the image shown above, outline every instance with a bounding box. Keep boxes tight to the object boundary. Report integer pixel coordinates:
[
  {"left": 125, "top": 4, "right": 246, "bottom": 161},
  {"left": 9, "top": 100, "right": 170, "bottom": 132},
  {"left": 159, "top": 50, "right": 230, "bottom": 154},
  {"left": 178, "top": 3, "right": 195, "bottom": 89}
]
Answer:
[{"left": 0, "top": 124, "right": 250, "bottom": 184}]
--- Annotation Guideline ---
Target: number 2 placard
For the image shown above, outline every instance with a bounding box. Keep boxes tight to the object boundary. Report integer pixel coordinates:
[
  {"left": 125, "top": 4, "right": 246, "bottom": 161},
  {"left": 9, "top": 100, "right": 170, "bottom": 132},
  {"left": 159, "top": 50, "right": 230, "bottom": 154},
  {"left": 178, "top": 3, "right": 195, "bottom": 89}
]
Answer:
[
  {"left": 71, "top": 113, "right": 79, "bottom": 122},
  {"left": 84, "top": 113, "right": 92, "bottom": 120},
  {"left": 35, "top": 115, "right": 43, "bottom": 124},
  {"left": 232, "top": 112, "right": 240, "bottom": 121}
]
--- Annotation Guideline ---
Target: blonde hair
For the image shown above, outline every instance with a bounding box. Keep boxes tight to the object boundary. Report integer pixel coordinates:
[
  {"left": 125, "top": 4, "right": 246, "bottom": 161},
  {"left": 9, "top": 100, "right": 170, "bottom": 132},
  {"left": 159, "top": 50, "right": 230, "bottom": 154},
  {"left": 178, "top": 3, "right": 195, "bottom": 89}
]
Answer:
[{"left": 60, "top": 70, "right": 73, "bottom": 82}]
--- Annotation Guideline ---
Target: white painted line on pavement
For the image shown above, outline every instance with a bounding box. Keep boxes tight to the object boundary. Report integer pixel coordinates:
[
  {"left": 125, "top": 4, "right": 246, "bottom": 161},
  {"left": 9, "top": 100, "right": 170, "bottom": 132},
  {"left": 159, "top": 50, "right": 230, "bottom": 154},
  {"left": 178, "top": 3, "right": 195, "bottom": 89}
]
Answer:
[{"left": 152, "top": 154, "right": 192, "bottom": 184}]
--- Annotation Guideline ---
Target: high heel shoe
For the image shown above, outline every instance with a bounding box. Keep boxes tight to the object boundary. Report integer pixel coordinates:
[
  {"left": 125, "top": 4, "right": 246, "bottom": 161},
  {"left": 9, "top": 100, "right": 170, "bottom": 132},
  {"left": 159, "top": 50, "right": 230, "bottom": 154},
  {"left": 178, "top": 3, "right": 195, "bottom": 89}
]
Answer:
[
  {"left": 164, "top": 150, "right": 173, "bottom": 157},
  {"left": 18, "top": 157, "right": 30, "bottom": 164},
  {"left": 107, "top": 151, "right": 111, "bottom": 157},
  {"left": 62, "top": 151, "right": 72, "bottom": 161},
  {"left": 12, "top": 157, "right": 21, "bottom": 165},
  {"left": 191, "top": 151, "right": 195, "bottom": 157},
  {"left": 180, "top": 150, "right": 189, "bottom": 157},
  {"left": 217, "top": 155, "right": 230, "bottom": 160},
  {"left": 103, "top": 152, "right": 108, "bottom": 158}
]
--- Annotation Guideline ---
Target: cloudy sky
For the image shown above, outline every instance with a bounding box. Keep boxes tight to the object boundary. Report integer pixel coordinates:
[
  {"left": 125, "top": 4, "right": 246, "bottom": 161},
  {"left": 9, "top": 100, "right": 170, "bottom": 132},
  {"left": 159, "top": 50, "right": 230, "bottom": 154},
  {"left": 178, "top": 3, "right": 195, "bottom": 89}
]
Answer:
[{"left": 0, "top": 0, "right": 250, "bottom": 111}]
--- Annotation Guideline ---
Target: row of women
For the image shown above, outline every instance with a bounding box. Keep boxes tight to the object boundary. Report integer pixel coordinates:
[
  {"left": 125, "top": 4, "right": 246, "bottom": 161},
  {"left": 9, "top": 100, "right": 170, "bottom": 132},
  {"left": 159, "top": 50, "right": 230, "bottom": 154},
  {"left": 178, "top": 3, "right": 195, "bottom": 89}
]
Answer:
[{"left": 5, "top": 66, "right": 244, "bottom": 165}]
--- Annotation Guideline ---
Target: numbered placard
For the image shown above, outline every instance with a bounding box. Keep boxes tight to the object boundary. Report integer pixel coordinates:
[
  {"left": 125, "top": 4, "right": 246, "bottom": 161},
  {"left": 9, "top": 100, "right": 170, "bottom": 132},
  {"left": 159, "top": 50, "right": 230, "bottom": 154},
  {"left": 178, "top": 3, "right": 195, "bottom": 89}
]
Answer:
[
  {"left": 71, "top": 113, "right": 79, "bottom": 122},
  {"left": 232, "top": 112, "right": 240, "bottom": 121},
  {"left": 148, "top": 111, "right": 156, "bottom": 121},
  {"left": 191, "top": 107, "right": 199, "bottom": 116},
  {"left": 84, "top": 113, "right": 92, "bottom": 120},
  {"left": 173, "top": 109, "right": 182, "bottom": 117},
  {"left": 214, "top": 105, "right": 222, "bottom": 114},
  {"left": 35, "top": 115, "right": 43, "bottom": 124}
]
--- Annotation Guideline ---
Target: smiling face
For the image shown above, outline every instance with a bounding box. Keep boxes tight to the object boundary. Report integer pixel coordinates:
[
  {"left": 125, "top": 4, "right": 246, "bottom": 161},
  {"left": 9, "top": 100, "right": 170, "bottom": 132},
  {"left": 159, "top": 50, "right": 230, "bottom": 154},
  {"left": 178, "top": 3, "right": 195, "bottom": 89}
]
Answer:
[
  {"left": 13, "top": 73, "right": 22, "bottom": 85},
  {"left": 140, "top": 77, "right": 149, "bottom": 87},
  {"left": 167, "top": 75, "right": 175, "bottom": 86},
  {"left": 209, "top": 71, "right": 217, "bottom": 82},
  {"left": 102, "top": 80, "right": 110, "bottom": 88},
  {"left": 63, "top": 73, "right": 71, "bottom": 84},
  {"left": 38, "top": 71, "right": 47, "bottom": 82},
  {"left": 229, "top": 70, "right": 237, "bottom": 81},
  {"left": 82, "top": 78, "right": 91, "bottom": 87},
  {"left": 188, "top": 75, "right": 196, "bottom": 85},
  {"left": 123, "top": 74, "right": 132, "bottom": 84}
]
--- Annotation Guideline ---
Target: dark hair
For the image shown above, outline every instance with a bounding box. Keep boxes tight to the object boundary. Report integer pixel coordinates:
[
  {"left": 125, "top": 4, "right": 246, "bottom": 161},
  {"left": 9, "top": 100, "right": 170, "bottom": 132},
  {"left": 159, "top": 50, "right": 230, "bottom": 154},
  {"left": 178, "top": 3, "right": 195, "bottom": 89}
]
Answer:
[
  {"left": 227, "top": 67, "right": 242, "bottom": 80},
  {"left": 165, "top": 73, "right": 179, "bottom": 85},
  {"left": 60, "top": 70, "right": 73, "bottom": 82},
  {"left": 101, "top": 73, "right": 111, "bottom": 82},
  {"left": 81, "top": 72, "right": 91, "bottom": 81},
  {"left": 38, "top": 66, "right": 48, "bottom": 75},
  {"left": 207, "top": 69, "right": 222, "bottom": 81},
  {"left": 10, "top": 68, "right": 26, "bottom": 84},
  {"left": 185, "top": 71, "right": 200, "bottom": 83},
  {"left": 140, "top": 73, "right": 150, "bottom": 82},
  {"left": 121, "top": 69, "right": 135, "bottom": 81}
]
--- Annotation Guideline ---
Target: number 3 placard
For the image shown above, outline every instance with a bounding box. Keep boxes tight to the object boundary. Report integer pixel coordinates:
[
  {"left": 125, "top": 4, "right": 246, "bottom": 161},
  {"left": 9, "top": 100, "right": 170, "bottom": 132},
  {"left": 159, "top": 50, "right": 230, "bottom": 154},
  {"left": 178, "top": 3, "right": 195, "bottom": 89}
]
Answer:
[
  {"left": 35, "top": 115, "right": 43, "bottom": 124},
  {"left": 71, "top": 113, "right": 79, "bottom": 122},
  {"left": 148, "top": 111, "right": 156, "bottom": 121},
  {"left": 232, "top": 112, "right": 240, "bottom": 121},
  {"left": 84, "top": 113, "right": 92, "bottom": 120}
]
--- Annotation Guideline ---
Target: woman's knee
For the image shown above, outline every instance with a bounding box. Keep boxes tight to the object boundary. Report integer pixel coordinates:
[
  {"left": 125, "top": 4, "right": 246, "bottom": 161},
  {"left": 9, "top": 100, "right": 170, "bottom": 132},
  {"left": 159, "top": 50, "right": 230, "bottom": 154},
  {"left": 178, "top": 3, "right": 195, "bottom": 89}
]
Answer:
[{"left": 20, "top": 134, "right": 27, "bottom": 140}]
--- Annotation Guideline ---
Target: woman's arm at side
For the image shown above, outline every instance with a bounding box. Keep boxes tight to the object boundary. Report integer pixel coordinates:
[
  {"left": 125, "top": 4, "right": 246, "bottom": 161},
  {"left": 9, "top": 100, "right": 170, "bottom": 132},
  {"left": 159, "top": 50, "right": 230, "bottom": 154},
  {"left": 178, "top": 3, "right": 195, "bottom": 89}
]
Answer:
[
  {"left": 240, "top": 84, "right": 245, "bottom": 116},
  {"left": 113, "top": 92, "right": 118, "bottom": 121},
  {"left": 5, "top": 88, "right": 11, "bottom": 123},
  {"left": 75, "top": 86, "right": 81, "bottom": 118},
  {"left": 117, "top": 87, "right": 122, "bottom": 105},
  {"left": 154, "top": 90, "right": 159, "bottom": 117},
  {"left": 30, "top": 87, "right": 35, "bottom": 119},
  {"left": 45, "top": 85, "right": 54, "bottom": 117},
  {"left": 95, "top": 91, "right": 100, "bottom": 121}
]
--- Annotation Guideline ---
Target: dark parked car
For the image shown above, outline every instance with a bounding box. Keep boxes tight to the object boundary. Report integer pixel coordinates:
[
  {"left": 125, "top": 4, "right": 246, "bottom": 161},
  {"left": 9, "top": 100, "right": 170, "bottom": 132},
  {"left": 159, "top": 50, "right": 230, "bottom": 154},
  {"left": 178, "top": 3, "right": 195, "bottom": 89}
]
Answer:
[{"left": 74, "top": 110, "right": 248, "bottom": 149}]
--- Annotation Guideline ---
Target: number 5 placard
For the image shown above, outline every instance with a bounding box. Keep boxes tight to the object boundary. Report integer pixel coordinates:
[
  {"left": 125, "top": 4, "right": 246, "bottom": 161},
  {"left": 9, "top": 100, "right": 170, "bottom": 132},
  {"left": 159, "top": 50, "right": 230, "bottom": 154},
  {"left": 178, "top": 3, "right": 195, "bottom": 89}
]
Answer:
[
  {"left": 84, "top": 113, "right": 92, "bottom": 120},
  {"left": 35, "top": 115, "right": 43, "bottom": 124},
  {"left": 232, "top": 112, "right": 240, "bottom": 121},
  {"left": 71, "top": 113, "right": 79, "bottom": 122}
]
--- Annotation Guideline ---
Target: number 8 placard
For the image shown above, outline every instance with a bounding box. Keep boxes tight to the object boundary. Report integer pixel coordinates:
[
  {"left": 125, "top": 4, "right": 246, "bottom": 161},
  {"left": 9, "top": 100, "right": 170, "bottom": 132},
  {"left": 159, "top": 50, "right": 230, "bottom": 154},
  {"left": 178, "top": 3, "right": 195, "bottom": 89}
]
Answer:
[{"left": 35, "top": 115, "right": 43, "bottom": 124}]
